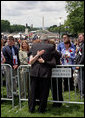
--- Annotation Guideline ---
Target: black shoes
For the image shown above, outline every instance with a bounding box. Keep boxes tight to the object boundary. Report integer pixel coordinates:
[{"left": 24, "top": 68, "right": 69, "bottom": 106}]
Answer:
[
  {"left": 29, "top": 108, "right": 46, "bottom": 113},
  {"left": 38, "top": 108, "right": 46, "bottom": 113},
  {"left": 29, "top": 108, "right": 35, "bottom": 113},
  {"left": 52, "top": 103, "right": 62, "bottom": 107},
  {"left": 29, "top": 110, "right": 35, "bottom": 113},
  {"left": 38, "top": 110, "right": 46, "bottom": 113}
]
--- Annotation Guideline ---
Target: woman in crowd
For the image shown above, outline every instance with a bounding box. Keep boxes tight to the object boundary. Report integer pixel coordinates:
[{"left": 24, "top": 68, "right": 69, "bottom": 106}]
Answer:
[
  {"left": 19, "top": 40, "right": 30, "bottom": 98},
  {"left": 48, "top": 38, "right": 63, "bottom": 107},
  {"left": 61, "top": 38, "right": 75, "bottom": 91}
]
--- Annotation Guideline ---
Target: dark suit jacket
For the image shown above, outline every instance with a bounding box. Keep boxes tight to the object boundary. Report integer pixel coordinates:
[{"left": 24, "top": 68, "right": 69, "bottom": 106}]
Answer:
[
  {"left": 2, "top": 45, "right": 20, "bottom": 67},
  {"left": 78, "top": 42, "right": 84, "bottom": 64},
  {"left": 75, "top": 42, "right": 84, "bottom": 65},
  {"left": 52, "top": 50, "right": 62, "bottom": 65},
  {"left": 29, "top": 42, "right": 56, "bottom": 78}
]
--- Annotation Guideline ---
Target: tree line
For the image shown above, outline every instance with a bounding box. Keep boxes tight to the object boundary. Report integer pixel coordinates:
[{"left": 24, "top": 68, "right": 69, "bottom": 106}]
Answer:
[{"left": 1, "top": 20, "right": 39, "bottom": 33}]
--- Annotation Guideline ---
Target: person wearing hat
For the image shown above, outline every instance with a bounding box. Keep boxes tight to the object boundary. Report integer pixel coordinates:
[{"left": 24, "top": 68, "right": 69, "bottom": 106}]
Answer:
[{"left": 28, "top": 34, "right": 56, "bottom": 113}]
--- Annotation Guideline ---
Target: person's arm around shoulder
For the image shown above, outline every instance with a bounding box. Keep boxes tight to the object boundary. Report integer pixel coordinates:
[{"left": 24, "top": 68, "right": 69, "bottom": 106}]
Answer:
[{"left": 29, "top": 50, "right": 45, "bottom": 65}]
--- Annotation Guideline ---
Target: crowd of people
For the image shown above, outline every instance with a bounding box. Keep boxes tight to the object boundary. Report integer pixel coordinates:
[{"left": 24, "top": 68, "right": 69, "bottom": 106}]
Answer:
[{"left": 1, "top": 32, "right": 84, "bottom": 113}]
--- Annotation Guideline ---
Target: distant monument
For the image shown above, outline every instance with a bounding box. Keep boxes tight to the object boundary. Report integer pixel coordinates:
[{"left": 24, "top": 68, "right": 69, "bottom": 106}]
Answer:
[
  {"left": 25, "top": 23, "right": 28, "bottom": 34},
  {"left": 42, "top": 16, "right": 44, "bottom": 30}
]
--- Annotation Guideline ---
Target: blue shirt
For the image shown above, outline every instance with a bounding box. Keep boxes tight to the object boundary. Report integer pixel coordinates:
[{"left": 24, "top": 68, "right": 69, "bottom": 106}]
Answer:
[{"left": 57, "top": 42, "right": 76, "bottom": 52}]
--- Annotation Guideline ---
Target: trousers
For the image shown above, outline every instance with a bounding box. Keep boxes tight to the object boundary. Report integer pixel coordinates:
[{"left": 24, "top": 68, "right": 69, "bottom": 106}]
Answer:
[{"left": 28, "top": 77, "right": 50, "bottom": 112}]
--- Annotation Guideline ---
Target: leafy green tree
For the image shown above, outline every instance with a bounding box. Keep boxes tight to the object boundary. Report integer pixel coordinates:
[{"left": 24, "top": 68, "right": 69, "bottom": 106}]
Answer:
[
  {"left": 1, "top": 20, "right": 10, "bottom": 32},
  {"left": 48, "top": 24, "right": 66, "bottom": 34},
  {"left": 48, "top": 25, "right": 58, "bottom": 32},
  {"left": 65, "top": 1, "right": 84, "bottom": 35},
  {"left": 1, "top": 20, "right": 40, "bottom": 33},
  {"left": 10, "top": 25, "right": 26, "bottom": 33}
]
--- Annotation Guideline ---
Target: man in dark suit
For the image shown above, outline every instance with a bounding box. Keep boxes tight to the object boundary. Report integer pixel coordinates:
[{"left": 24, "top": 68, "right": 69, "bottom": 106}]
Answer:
[
  {"left": 28, "top": 35, "right": 56, "bottom": 113},
  {"left": 2, "top": 35, "right": 20, "bottom": 67},
  {"left": 2, "top": 35, "right": 20, "bottom": 97},
  {"left": 75, "top": 33, "right": 84, "bottom": 97}
]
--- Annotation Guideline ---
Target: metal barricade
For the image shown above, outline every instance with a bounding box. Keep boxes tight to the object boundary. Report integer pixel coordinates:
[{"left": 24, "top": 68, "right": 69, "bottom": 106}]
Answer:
[
  {"left": 17, "top": 65, "right": 84, "bottom": 108},
  {"left": 50, "top": 65, "right": 84, "bottom": 105},
  {"left": 17, "top": 65, "right": 31, "bottom": 108},
  {"left": 1, "top": 64, "right": 14, "bottom": 107}
]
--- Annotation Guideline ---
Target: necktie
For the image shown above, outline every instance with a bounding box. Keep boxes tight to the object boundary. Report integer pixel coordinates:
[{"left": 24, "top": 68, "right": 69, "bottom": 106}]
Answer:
[
  {"left": 11, "top": 47, "right": 17, "bottom": 64},
  {"left": 12, "top": 47, "right": 15, "bottom": 56}
]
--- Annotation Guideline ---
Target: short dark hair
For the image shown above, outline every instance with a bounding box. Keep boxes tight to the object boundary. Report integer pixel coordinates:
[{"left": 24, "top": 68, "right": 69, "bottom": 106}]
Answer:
[
  {"left": 8, "top": 36, "right": 14, "bottom": 41},
  {"left": 64, "top": 38, "right": 71, "bottom": 47},
  {"left": 62, "top": 33, "right": 69, "bottom": 38}
]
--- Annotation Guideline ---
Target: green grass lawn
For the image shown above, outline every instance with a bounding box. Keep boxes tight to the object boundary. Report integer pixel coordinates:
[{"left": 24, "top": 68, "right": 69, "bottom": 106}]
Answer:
[{"left": 1, "top": 88, "right": 84, "bottom": 117}]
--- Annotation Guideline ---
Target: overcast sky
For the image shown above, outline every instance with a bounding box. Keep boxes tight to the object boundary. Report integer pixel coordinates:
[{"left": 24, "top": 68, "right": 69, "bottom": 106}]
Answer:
[{"left": 1, "top": 1, "right": 68, "bottom": 27}]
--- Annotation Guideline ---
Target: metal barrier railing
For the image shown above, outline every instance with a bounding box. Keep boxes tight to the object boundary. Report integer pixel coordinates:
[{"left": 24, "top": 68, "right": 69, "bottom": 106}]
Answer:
[
  {"left": 17, "top": 65, "right": 31, "bottom": 108},
  {"left": 17, "top": 64, "right": 84, "bottom": 108},
  {"left": 1, "top": 64, "right": 84, "bottom": 108},
  {"left": 1, "top": 64, "right": 14, "bottom": 108},
  {"left": 50, "top": 65, "right": 84, "bottom": 105}
]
